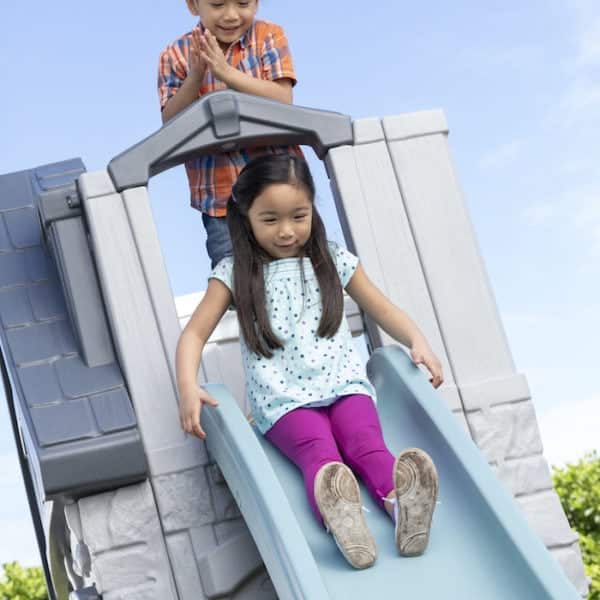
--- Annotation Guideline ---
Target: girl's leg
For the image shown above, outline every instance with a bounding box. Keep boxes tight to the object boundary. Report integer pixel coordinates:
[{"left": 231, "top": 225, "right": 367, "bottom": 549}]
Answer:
[
  {"left": 328, "top": 394, "right": 395, "bottom": 512},
  {"left": 264, "top": 406, "right": 343, "bottom": 524}
]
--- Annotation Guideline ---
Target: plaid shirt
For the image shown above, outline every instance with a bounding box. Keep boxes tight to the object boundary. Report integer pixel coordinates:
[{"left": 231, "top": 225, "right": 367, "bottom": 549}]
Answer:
[{"left": 158, "top": 20, "right": 302, "bottom": 216}]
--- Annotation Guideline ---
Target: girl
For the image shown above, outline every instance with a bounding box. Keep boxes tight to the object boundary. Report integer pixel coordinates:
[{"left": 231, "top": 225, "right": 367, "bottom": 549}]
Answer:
[{"left": 176, "top": 154, "right": 442, "bottom": 569}]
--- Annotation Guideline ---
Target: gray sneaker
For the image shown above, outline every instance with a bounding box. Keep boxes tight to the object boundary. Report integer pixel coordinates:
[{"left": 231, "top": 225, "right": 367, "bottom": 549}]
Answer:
[
  {"left": 314, "top": 462, "right": 377, "bottom": 569},
  {"left": 393, "top": 448, "right": 438, "bottom": 556}
]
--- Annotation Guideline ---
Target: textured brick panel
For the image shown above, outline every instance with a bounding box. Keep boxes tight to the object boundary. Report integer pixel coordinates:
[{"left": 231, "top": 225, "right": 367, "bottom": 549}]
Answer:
[
  {"left": 517, "top": 491, "right": 579, "bottom": 548},
  {"left": 90, "top": 389, "right": 136, "bottom": 433},
  {"left": 467, "top": 401, "right": 543, "bottom": 463},
  {"left": 30, "top": 399, "right": 98, "bottom": 446},
  {"left": 0, "top": 216, "right": 11, "bottom": 252},
  {"left": 55, "top": 356, "right": 124, "bottom": 398},
  {"left": 4, "top": 208, "right": 41, "bottom": 248},
  {"left": 19, "top": 363, "right": 64, "bottom": 406},
  {"left": 93, "top": 546, "right": 157, "bottom": 593},
  {"left": 0, "top": 287, "right": 34, "bottom": 327},
  {"left": 28, "top": 281, "right": 68, "bottom": 321},
  {"left": 154, "top": 468, "right": 216, "bottom": 532},
  {"left": 494, "top": 454, "right": 553, "bottom": 497},
  {"left": 551, "top": 543, "right": 590, "bottom": 597},
  {"left": 189, "top": 524, "right": 217, "bottom": 560},
  {"left": 213, "top": 519, "right": 249, "bottom": 544},
  {"left": 24, "top": 247, "right": 51, "bottom": 282},
  {"left": 209, "top": 474, "right": 241, "bottom": 522},
  {"left": 0, "top": 253, "right": 28, "bottom": 286},
  {"left": 166, "top": 532, "right": 207, "bottom": 600}
]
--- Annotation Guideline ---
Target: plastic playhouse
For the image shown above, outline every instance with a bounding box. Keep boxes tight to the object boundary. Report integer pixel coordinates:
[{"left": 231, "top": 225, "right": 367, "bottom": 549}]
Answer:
[{"left": 0, "top": 91, "right": 589, "bottom": 599}]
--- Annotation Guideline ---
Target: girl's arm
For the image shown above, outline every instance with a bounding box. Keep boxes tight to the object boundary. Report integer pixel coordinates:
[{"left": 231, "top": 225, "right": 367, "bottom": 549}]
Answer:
[
  {"left": 176, "top": 278, "right": 232, "bottom": 438},
  {"left": 346, "top": 264, "right": 444, "bottom": 388},
  {"left": 198, "top": 30, "right": 293, "bottom": 104}
]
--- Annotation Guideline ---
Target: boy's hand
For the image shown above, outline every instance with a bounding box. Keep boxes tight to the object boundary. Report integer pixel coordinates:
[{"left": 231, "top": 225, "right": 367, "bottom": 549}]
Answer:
[
  {"left": 179, "top": 384, "right": 219, "bottom": 440},
  {"left": 198, "top": 29, "right": 231, "bottom": 81},
  {"left": 410, "top": 342, "right": 444, "bottom": 389},
  {"left": 190, "top": 27, "right": 208, "bottom": 79}
]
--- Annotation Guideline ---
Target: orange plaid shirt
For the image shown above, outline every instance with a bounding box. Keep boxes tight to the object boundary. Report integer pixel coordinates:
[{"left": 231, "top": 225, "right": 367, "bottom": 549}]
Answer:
[{"left": 158, "top": 20, "right": 302, "bottom": 216}]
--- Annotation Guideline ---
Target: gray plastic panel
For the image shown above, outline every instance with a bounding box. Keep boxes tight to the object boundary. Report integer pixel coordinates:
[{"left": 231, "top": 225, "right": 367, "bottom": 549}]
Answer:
[
  {"left": 48, "top": 218, "right": 115, "bottom": 367},
  {"left": 0, "top": 160, "right": 148, "bottom": 499},
  {"left": 108, "top": 90, "right": 353, "bottom": 190}
]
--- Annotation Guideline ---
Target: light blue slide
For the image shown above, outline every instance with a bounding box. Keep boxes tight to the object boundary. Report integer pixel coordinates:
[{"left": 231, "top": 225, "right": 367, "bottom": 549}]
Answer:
[{"left": 203, "top": 345, "right": 579, "bottom": 599}]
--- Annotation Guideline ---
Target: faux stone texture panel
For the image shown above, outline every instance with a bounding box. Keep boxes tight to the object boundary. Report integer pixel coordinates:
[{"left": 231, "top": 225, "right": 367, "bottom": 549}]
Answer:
[
  {"left": 516, "top": 490, "right": 579, "bottom": 548},
  {"left": 55, "top": 356, "right": 124, "bottom": 398},
  {"left": 467, "top": 400, "right": 543, "bottom": 463},
  {"left": 166, "top": 532, "right": 207, "bottom": 600},
  {"left": 189, "top": 524, "right": 217, "bottom": 561},
  {"left": 93, "top": 545, "right": 156, "bottom": 594},
  {"left": 493, "top": 454, "right": 553, "bottom": 497},
  {"left": 551, "top": 543, "right": 590, "bottom": 597},
  {"left": 209, "top": 472, "right": 242, "bottom": 522},
  {"left": 4, "top": 207, "right": 41, "bottom": 248},
  {"left": 78, "top": 482, "right": 176, "bottom": 599},
  {"left": 214, "top": 519, "right": 250, "bottom": 544},
  {"left": 0, "top": 287, "right": 34, "bottom": 327},
  {"left": 154, "top": 468, "right": 216, "bottom": 532}
]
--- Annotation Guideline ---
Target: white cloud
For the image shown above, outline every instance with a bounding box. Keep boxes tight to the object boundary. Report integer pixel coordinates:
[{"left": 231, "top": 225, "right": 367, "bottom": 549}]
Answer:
[{"left": 538, "top": 395, "right": 600, "bottom": 467}]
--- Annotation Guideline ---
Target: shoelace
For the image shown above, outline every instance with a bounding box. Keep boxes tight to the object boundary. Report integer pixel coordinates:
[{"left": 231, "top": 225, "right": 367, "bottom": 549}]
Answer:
[{"left": 382, "top": 495, "right": 399, "bottom": 524}]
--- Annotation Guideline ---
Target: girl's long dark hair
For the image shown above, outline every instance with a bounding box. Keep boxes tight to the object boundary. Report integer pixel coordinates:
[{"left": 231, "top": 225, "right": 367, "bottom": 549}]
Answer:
[{"left": 226, "top": 154, "right": 344, "bottom": 358}]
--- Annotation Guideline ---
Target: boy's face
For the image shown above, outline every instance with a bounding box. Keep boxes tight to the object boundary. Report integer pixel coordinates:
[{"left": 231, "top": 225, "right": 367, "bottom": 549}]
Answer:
[{"left": 192, "top": 1, "right": 258, "bottom": 47}]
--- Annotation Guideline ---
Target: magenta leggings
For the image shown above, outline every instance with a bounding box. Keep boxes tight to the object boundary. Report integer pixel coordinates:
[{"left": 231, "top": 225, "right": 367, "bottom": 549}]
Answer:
[{"left": 265, "top": 394, "right": 395, "bottom": 524}]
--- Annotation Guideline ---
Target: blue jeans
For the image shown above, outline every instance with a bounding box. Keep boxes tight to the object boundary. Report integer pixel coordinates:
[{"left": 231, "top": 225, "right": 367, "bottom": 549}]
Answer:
[{"left": 202, "top": 213, "right": 233, "bottom": 268}]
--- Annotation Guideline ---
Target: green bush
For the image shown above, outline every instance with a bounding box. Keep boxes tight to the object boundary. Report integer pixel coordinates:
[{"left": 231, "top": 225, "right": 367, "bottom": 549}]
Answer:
[
  {"left": 0, "top": 562, "right": 48, "bottom": 600},
  {"left": 553, "top": 451, "right": 600, "bottom": 599}
]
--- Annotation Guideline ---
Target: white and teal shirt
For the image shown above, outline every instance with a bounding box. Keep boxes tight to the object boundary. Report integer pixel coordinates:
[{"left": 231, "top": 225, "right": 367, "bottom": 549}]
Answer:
[{"left": 210, "top": 243, "right": 376, "bottom": 433}]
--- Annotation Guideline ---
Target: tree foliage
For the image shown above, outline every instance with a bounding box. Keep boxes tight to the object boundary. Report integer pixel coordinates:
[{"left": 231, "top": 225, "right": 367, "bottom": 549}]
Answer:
[
  {"left": 553, "top": 451, "right": 600, "bottom": 600},
  {"left": 0, "top": 562, "right": 48, "bottom": 600}
]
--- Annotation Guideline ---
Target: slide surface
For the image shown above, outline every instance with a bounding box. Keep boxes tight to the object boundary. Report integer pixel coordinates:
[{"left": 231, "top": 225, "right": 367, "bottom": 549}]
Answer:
[{"left": 204, "top": 346, "right": 579, "bottom": 600}]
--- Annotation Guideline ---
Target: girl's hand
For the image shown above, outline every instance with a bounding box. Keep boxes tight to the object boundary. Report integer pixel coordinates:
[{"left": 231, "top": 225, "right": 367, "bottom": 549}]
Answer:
[
  {"left": 198, "top": 29, "right": 231, "bottom": 81},
  {"left": 190, "top": 27, "right": 208, "bottom": 79},
  {"left": 179, "top": 384, "right": 219, "bottom": 440},
  {"left": 410, "top": 342, "right": 444, "bottom": 389}
]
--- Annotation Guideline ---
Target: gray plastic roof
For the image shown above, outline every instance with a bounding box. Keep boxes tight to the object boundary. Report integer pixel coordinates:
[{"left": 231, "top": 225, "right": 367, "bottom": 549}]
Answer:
[{"left": 0, "top": 159, "right": 148, "bottom": 499}]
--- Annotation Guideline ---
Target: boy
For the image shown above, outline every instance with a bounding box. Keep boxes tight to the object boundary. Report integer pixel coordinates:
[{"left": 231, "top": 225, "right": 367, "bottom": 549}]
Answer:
[{"left": 158, "top": 0, "right": 302, "bottom": 266}]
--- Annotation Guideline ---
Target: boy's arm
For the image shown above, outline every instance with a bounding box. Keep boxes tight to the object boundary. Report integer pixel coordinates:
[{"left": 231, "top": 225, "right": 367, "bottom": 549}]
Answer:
[
  {"left": 346, "top": 264, "right": 444, "bottom": 388},
  {"left": 161, "top": 28, "right": 207, "bottom": 124},
  {"left": 199, "top": 30, "right": 293, "bottom": 104},
  {"left": 176, "top": 278, "right": 232, "bottom": 438},
  {"left": 161, "top": 70, "right": 205, "bottom": 123}
]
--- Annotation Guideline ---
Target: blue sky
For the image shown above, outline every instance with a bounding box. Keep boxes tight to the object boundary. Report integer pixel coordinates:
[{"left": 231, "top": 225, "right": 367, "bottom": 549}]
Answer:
[{"left": 1, "top": 0, "right": 599, "bottom": 566}]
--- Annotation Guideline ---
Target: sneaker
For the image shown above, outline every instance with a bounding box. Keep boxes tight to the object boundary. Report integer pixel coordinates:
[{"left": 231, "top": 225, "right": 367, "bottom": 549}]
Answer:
[
  {"left": 393, "top": 448, "right": 438, "bottom": 556},
  {"left": 314, "top": 462, "right": 377, "bottom": 569}
]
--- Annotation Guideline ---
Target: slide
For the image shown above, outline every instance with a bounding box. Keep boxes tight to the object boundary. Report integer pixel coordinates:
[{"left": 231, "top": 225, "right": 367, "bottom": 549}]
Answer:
[{"left": 203, "top": 346, "right": 579, "bottom": 599}]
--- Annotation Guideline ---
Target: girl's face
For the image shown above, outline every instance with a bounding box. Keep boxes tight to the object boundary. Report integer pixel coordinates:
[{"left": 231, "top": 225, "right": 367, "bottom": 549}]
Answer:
[{"left": 247, "top": 183, "right": 313, "bottom": 259}]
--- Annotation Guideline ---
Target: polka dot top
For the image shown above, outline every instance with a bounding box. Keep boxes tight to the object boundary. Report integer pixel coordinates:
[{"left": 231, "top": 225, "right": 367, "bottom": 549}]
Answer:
[{"left": 210, "top": 242, "right": 377, "bottom": 433}]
